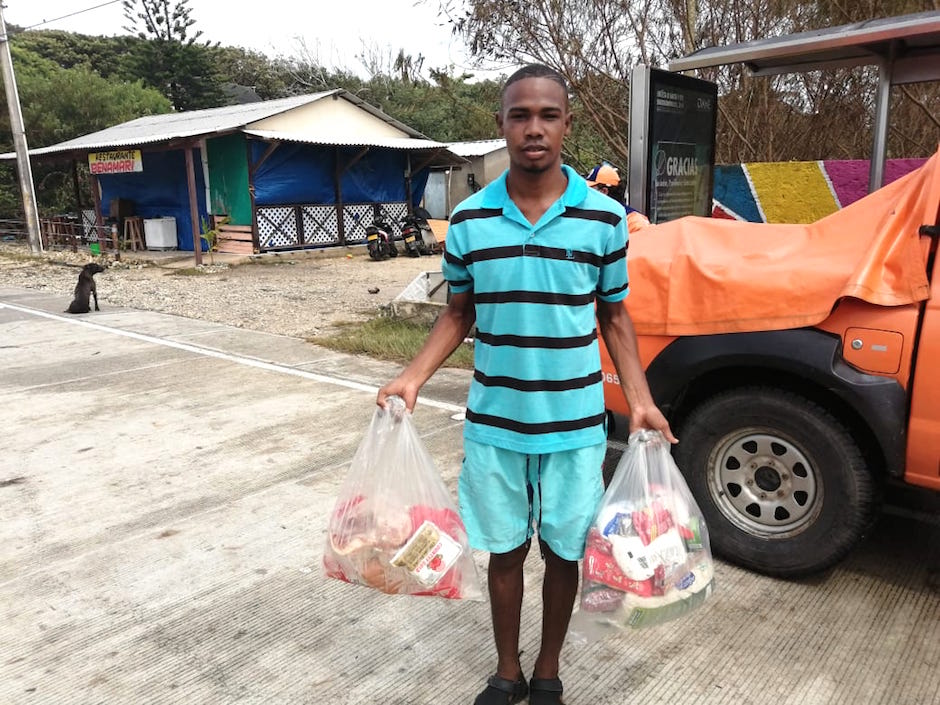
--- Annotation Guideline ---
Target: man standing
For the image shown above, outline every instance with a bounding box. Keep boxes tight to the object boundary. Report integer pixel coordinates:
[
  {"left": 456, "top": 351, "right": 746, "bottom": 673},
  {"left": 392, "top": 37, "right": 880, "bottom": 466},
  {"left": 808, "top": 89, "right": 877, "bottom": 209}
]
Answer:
[{"left": 377, "top": 64, "right": 675, "bottom": 705}]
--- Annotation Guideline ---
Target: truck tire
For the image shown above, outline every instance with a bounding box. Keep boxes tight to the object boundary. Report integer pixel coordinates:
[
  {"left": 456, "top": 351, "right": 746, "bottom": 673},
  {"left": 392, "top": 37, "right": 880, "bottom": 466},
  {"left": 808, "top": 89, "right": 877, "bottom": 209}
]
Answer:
[{"left": 673, "top": 387, "right": 875, "bottom": 577}]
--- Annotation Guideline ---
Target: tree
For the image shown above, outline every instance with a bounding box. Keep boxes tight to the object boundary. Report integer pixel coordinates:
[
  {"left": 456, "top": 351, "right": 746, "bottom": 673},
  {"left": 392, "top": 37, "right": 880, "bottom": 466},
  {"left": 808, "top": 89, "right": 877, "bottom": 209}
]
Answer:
[
  {"left": 122, "top": 0, "right": 203, "bottom": 44},
  {"left": 208, "top": 46, "right": 295, "bottom": 101},
  {"left": 0, "top": 45, "right": 171, "bottom": 218},
  {"left": 10, "top": 28, "right": 143, "bottom": 82},
  {"left": 440, "top": 0, "right": 940, "bottom": 164},
  {"left": 121, "top": 0, "right": 224, "bottom": 110}
]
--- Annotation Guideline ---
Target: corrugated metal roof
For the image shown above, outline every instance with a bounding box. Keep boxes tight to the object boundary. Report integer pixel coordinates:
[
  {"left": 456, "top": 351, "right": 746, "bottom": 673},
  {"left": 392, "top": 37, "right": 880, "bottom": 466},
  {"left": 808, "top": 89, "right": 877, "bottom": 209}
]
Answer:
[
  {"left": 7, "top": 89, "right": 431, "bottom": 159},
  {"left": 243, "top": 130, "right": 467, "bottom": 167},
  {"left": 447, "top": 139, "right": 506, "bottom": 157},
  {"left": 669, "top": 10, "right": 940, "bottom": 77},
  {"left": 18, "top": 92, "right": 336, "bottom": 157},
  {"left": 246, "top": 129, "right": 443, "bottom": 150}
]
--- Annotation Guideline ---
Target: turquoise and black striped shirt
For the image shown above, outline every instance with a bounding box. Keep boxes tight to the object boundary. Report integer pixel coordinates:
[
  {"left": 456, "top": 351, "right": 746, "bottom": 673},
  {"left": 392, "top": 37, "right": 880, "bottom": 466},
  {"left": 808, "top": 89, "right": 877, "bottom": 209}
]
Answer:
[{"left": 442, "top": 165, "right": 629, "bottom": 454}]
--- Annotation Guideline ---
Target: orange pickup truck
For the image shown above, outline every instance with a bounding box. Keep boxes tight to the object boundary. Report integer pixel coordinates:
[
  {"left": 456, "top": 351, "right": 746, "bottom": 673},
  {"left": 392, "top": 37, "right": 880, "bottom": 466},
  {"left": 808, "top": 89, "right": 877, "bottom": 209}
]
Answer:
[{"left": 602, "top": 149, "right": 940, "bottom": 577}]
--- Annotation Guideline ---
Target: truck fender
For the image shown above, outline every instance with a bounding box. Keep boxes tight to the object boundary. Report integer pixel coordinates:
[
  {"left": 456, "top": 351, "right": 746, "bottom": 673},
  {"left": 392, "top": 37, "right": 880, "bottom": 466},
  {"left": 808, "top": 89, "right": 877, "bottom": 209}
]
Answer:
[{"left": 644, "top": 328, "right": 907, "bottom": 478}]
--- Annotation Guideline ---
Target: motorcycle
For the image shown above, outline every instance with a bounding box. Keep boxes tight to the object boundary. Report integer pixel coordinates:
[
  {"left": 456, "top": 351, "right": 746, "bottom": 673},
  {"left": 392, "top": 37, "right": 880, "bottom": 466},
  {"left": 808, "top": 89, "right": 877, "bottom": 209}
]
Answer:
[
  {"left": 414, "top": 206, "right": 440, "bottom": 255},
  {"left": 365, "top": 219, "right": 398, "bottom": 260},
  {"left": 402, "top": 207, "right": 440, "bottom": 256},
  {"left": 399, "top": 215, "right": 426, "bottom": 257}
]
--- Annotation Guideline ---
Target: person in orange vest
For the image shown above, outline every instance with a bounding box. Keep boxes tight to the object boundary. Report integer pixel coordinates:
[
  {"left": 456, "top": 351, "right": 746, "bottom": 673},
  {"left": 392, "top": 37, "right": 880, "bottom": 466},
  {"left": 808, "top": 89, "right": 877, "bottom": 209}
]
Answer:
[{"left": 586, "top": 163, "right": 652, "bottom": 233}]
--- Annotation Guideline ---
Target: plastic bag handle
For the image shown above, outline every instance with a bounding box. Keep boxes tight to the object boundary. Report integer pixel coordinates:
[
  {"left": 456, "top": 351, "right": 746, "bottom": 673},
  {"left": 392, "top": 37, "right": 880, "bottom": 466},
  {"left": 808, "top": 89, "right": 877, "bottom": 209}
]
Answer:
[
  {"left": 384, "top": 395, "right": 408, "bottom": 421},
  {"left": 628, "top": 429, "right": 667, "bottom": 445}
]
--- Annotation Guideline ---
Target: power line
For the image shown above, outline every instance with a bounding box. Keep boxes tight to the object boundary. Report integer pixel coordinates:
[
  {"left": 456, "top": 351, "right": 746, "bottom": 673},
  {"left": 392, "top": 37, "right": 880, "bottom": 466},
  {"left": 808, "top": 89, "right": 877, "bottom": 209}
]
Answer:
[{"left": 21, "top": 0, "right": 124, "bottom": 31}]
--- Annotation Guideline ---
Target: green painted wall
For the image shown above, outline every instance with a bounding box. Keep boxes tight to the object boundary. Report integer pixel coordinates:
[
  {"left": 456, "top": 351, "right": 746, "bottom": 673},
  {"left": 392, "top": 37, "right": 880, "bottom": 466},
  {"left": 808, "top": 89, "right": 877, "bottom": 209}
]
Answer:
[{"left": 207, "top": 134, "right": 252, "bottom": 225}]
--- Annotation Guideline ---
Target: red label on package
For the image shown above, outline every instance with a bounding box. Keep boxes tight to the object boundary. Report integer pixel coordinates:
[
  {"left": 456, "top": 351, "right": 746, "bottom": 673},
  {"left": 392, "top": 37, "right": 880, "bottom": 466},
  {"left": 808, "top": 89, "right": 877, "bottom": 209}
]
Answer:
[
  {"left": 583, "top": 530, "right": 656, "bottom": 597},
  {"left": 632, "top": 500, "right": 675, "bottom": 545}
]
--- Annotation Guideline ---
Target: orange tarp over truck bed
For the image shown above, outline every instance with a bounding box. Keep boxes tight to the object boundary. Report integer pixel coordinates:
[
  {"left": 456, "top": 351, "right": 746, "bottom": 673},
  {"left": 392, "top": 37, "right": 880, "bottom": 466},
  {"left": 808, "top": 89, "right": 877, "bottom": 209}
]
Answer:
[{"left": 627, "top": 147, "right": 940, "bottom": 336}]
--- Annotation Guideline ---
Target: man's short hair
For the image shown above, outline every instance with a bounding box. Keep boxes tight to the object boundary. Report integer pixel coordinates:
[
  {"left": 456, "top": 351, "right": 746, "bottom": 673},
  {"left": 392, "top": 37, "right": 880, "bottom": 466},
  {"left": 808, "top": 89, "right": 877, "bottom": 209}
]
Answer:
[{"left": 501, "top": 64, "right": 569, "bottom": 106}]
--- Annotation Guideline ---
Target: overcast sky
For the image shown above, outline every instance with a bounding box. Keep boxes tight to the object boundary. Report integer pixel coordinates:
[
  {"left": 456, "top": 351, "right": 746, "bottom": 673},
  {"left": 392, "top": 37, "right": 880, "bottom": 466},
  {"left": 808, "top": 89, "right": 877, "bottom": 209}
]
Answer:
[{"left": 7, "top": 0, "right": 504, "bottom": 78}]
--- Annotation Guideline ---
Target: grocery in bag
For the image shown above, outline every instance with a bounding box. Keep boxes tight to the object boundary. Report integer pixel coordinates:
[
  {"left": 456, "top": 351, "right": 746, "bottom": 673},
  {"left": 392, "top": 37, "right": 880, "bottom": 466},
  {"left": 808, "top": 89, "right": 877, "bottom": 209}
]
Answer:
[
  {"left": 569, "top": 430, "right": 714, "bottom": 642},
  {"left": 322, "top": 396, "right": 483, "bottom": 601}
]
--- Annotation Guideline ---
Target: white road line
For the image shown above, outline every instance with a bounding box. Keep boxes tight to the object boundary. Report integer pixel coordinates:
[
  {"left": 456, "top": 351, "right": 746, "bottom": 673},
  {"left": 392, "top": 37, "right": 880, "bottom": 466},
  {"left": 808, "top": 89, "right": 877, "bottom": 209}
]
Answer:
[
  {"left": 0, "top": 358, "right": 189, "bottom": 394},
  {"left": 0, "top": 302, "right": 466, "bottom": 416}
]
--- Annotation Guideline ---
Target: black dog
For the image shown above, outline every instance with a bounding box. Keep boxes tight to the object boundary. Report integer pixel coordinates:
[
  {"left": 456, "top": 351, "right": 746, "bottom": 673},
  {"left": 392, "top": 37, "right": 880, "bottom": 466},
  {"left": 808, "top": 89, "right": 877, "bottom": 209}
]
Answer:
[{"left": 66, "top": 263, "right": 106, "bottom": 314}]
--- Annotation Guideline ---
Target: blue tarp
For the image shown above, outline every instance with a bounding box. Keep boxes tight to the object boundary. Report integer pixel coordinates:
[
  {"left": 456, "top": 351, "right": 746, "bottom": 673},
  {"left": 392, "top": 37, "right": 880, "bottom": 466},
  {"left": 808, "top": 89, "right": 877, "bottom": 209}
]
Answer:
[
  {"left": 98, "top": 149, "right": 209, "bottom": 252},
  {"left": 98, "top": 142, "right": 431, "bottom": 252},
  {"left": 250, "top": 142, "right": 429, "bottom": 206}
]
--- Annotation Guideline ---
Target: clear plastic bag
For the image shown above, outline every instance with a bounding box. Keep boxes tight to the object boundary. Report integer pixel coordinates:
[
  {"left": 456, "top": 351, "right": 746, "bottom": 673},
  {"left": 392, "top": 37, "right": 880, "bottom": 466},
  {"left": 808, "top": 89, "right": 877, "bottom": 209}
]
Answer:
[
  {"left": 569, "top": 430, "right": 714, "bottom": 642},
  {"left": 322, "top": 397, "right": 483, "bottom": 601}
]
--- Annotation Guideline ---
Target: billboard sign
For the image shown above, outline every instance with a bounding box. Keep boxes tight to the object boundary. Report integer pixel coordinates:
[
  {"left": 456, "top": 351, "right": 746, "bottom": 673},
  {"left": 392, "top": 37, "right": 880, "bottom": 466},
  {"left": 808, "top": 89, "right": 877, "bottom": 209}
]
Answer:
[
  {"left": 88, "top": 150, "right": 143, "bottom": 175},
  {"left": 628, "top": 66, "right": 717, "bottom": 223}
]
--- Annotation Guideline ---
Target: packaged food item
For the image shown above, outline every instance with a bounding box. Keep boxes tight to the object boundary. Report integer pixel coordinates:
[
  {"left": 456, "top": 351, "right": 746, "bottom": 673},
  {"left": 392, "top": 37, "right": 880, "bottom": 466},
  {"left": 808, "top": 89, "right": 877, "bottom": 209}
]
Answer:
[
  {"left": 391, "top": 520, "right": 463, "bottom": 587},
  {"left": 569, "top": 431, "right": 715, "bottom": 643},
  {"left": 322, "top": 397, "right": 483, "bottom": 601},
  {"left": 583, "top": 529, "right": 659, "bottom": 596},
  {"left": 620, "top": 563, "right": 715, "bottom": 629},
  {"left": 632, "top": 499, "right": 675, "bottom": 544}
]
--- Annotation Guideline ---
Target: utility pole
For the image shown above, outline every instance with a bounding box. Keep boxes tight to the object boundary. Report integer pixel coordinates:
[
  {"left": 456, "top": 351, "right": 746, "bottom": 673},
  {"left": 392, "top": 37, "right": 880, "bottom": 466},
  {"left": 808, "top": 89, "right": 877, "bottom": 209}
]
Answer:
[{"left": 0, "top": 3, "right": 42, "bottom": 254}]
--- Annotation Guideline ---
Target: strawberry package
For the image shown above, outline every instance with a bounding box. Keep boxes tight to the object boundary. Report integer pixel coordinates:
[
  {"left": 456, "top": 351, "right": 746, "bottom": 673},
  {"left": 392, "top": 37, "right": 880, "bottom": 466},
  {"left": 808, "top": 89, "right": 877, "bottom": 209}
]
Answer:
[
  {"left": 569, "top": 430, "right": 714, "bottom": 643},
  {"left": 322, "top": 396, "right": 483, "bottom": 601}
]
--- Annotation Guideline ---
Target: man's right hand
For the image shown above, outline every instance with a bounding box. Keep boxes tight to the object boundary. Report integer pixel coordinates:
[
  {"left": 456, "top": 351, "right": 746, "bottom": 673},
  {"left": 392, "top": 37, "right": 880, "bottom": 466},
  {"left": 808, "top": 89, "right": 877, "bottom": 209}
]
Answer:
[{"left": 377, "top": 378, "right": 420, "bottom": 412}]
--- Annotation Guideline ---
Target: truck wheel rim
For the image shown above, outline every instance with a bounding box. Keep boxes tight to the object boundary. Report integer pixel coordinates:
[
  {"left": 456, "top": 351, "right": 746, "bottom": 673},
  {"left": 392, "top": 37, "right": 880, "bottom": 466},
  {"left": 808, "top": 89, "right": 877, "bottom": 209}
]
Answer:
[{"left": 707, "top": 430, "right": 820, "bottom": 536}]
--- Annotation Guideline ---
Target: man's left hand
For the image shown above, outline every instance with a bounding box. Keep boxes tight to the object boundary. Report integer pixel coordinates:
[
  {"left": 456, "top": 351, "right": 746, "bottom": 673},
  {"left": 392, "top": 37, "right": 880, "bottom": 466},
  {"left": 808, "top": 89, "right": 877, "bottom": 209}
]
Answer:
[{"left": 629, "top": 404, "right": 678, "bottom": 443}]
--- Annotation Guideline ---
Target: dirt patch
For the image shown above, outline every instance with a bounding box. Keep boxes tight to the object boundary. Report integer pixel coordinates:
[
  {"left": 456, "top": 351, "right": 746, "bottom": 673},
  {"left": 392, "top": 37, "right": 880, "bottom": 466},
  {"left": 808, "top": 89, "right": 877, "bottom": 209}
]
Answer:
[{"left": 0, "top": 242, "right": 441, "bottom": 338}]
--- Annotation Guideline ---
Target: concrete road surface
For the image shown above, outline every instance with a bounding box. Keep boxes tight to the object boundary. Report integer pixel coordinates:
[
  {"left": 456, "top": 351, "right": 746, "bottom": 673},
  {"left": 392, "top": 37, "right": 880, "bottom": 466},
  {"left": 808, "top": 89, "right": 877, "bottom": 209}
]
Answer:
[{"left": 1, "top": 287, "right": 938, "bottom": 705}]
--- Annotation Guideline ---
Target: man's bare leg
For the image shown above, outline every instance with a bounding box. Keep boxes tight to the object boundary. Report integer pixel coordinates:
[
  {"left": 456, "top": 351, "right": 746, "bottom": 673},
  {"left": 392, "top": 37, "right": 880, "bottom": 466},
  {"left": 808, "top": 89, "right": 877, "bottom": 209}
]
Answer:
[
  {"left": 488, "top": 541, "right": 530, "bottom": 680},
  {"left": 532, "top": 542, "right": 578, "bottom": 680}
]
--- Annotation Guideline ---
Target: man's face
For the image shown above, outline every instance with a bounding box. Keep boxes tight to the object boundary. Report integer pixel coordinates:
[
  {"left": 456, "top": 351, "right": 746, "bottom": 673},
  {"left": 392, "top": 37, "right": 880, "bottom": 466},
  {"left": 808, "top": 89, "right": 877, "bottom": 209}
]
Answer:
[
  {"left": 591, "top": 183, "right": 610, "bottom": 195},
  {"left": 496, "top": 77, "right": 572, "bottom": 174}
]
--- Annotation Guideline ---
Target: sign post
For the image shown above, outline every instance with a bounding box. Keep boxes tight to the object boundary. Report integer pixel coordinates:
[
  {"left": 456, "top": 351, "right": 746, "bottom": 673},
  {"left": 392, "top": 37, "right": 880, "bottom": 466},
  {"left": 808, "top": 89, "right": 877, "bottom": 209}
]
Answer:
[{"left": 629, "top": 66, "right": 718, "bottom": 223}]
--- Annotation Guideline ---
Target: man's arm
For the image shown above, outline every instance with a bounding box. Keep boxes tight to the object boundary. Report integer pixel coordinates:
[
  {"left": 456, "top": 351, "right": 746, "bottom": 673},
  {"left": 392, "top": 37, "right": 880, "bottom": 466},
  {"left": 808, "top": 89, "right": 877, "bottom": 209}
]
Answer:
[
  {"left": 596, "top": 298, "right": 677, "bottom": 442},
  {"left": 376, "top": 291, "right": 476, "bottom": 411}
]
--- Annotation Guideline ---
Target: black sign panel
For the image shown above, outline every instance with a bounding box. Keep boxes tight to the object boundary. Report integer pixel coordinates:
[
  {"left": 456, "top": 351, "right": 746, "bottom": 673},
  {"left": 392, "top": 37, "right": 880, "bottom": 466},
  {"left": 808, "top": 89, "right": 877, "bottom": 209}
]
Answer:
[{"left": 629, "top": 67, "right": 718, "bottom": 223}]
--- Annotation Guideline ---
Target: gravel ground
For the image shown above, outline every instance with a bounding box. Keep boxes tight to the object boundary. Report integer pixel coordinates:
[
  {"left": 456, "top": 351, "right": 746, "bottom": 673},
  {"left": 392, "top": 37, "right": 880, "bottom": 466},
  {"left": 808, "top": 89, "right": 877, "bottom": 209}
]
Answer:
[{"left": 0, "top": 241, "right": 441, "bottom": 338}]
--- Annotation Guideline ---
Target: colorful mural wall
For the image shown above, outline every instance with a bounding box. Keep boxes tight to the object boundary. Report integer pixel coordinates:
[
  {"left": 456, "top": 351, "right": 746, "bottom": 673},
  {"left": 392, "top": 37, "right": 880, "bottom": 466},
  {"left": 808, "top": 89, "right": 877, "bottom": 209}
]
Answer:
[{"left": 711, "top": 158, "right": 928, "bottom": 223}]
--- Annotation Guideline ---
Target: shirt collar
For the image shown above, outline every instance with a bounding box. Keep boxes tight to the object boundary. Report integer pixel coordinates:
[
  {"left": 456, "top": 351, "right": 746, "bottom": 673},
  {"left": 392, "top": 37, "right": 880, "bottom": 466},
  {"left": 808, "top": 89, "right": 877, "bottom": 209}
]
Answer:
[{"left": 481, "top": 164, "right": 589, "bottom": 210}]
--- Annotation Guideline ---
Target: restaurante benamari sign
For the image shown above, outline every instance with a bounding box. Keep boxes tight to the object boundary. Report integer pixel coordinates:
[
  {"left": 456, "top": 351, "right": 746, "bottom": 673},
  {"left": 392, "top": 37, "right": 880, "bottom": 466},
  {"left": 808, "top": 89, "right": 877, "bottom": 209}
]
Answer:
[{"left": 88, "top": 150, "right": 143, "bottom": 175}]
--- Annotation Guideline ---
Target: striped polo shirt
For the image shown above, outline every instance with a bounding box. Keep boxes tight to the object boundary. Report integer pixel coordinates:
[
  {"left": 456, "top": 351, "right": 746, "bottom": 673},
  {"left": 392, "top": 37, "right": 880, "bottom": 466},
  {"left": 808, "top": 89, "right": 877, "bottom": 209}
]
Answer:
[{"left": 442, "top": 164, "right": 629, "bottom": 454}]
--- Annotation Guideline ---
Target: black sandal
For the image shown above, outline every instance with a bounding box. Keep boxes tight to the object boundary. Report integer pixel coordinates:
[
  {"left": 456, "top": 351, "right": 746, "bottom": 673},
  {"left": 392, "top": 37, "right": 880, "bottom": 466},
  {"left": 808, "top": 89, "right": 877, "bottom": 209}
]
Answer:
[
  {"left": 473, "top": 674, "right": 529, "bottom": 705},
  {"left": 529, "top": 676, "right": 565, "bottom": 705}
]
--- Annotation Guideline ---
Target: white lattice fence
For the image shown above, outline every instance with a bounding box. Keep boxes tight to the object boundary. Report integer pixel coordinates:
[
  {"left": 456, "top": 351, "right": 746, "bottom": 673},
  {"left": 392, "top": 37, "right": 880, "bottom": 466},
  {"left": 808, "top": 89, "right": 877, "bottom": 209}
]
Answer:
[
  {"left": 257, "top": 206, "right": 299, "bottom": 249},
  {"left": 342, "top": 204, "right": 374, "bottom": 244},
  {"left": 82, "top": 209, "right": 97, "bottom": 240},
  {"left": 301, "top": 206, "right": 339, "bottom": 245},
  {"left": 377, "top": 202, "right": 408, "bottom": 238},
  {"left": 257, "top": 201, "right": 412, "bottom": 250}
]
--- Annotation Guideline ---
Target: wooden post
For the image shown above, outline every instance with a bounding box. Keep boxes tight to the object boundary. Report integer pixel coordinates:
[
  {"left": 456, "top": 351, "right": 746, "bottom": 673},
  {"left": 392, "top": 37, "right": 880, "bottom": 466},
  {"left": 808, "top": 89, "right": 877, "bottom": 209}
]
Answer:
[
  {"left": 88, "top": 172, "right": 116, "bottom": 260},
  {"left": 404, "top": 153, "right": 413, "bottom": 216},
  {"left": 184, "top": 145, "right": 203, "bottom": 266},
  {"left": 334, "top": 147, "right": 345, "bottom": 246},
  {"left": 71, "top": 160, "right": 82, "bottom": 216}
]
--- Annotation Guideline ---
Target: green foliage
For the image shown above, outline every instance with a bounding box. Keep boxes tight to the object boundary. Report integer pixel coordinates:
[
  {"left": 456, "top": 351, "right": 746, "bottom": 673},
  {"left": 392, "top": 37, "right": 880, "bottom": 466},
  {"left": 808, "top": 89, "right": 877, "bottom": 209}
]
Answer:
[
  {"left": 11, "top": 29, "right": 144, "bottom": 81},
  {"left": 313, "top": 316, "right": 474, "bottom": 370},
  {"left": 121, "top": 0, "right": 224, "bottom": 110},
  {"left": 208, "top": 46, "right": 295, "bottom": 101},
  {"left": 0, "top": 44, "right": 171, "bottom": 218},
  {"left": 6, "top": 46, "right": 171, "bottom": 148},
  {"left": 122, "top": 0, "right": 204, "bottom": 44},
  {"left": 0, "top": 17, "right": 516, "bottom": 218},
  {"left": 199, "top": 215, "right": 230, "bottom": 264}
]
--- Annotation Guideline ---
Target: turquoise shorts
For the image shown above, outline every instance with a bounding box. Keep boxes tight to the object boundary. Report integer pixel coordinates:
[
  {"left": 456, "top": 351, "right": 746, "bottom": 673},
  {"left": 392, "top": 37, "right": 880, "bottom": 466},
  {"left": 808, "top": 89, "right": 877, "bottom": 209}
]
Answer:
[{"left": 458, "top": 439, "right": 607, "bottom": 561}]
